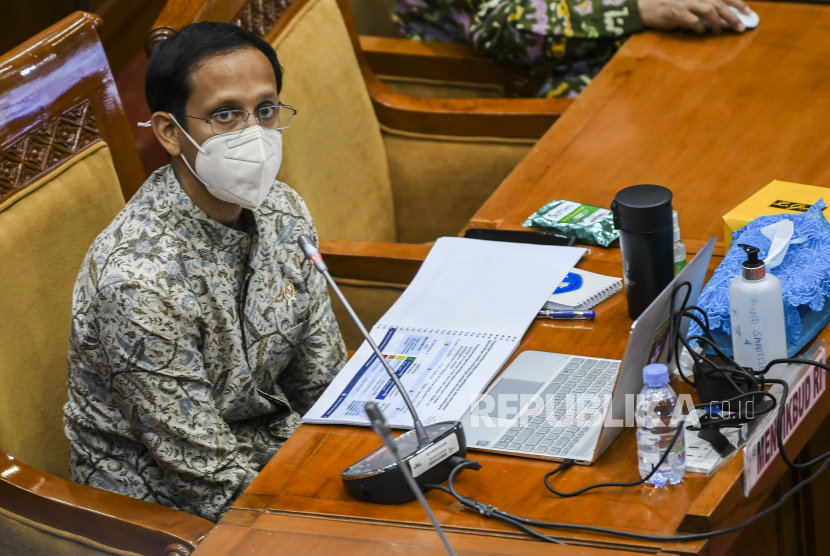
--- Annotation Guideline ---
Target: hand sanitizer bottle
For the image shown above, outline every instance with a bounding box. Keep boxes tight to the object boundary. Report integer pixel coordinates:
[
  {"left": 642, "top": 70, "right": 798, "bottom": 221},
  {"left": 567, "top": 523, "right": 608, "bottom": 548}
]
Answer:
[{"left": 729, "top": 244, "right": 787, "bottom": 371}]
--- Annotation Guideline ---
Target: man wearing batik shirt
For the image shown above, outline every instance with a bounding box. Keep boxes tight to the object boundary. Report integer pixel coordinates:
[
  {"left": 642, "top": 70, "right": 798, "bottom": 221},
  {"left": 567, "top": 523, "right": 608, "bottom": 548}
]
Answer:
[
  {"left": 64, "top": 23, "right": 346, "bottom": 522},
  {"left": 395, "top": 0, "right": 752, "bottom": 98}
]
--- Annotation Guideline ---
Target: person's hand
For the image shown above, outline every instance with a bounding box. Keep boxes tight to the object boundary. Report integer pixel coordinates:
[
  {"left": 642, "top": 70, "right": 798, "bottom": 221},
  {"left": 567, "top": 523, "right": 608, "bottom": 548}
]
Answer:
[{"left": 639, "top": 0, "right": 751, "bottom": 34}]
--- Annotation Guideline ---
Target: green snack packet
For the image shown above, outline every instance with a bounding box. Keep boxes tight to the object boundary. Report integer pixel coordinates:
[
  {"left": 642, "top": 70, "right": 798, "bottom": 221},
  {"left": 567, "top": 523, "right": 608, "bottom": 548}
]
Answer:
[{"left": 523, "top": 199, "right": 619, "bottom": 247}]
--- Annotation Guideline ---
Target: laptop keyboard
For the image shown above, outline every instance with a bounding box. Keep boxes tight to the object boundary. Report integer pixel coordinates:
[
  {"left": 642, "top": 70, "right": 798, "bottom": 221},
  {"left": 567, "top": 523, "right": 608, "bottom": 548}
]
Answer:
[{"left": 492, "top": 357, "right": 620, "bottom": 458}]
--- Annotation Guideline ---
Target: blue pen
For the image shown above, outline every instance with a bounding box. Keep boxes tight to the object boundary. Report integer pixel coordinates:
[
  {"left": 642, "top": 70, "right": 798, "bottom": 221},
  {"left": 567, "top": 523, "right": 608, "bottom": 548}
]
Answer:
[{"left": 536, "top": 310, "right": 595, "bottom": 320}]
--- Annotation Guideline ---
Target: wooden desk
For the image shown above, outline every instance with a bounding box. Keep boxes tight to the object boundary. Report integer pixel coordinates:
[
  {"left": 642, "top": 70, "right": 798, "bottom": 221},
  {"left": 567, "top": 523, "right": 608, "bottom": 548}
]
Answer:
[
  {"left": 469, "top": 1, "right": 830, "bottom": 255},
  {"left": 194, "top": 514, "right": 646, "bottom": 556},
  {"left": 194, "top": 249, "right": 830, "bottom": 555}
]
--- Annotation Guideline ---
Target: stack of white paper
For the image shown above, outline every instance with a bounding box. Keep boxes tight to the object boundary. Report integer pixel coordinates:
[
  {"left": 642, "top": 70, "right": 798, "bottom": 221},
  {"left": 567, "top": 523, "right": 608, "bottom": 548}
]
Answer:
[{"left": 303, "top": 237, "right": 586, "bottom": 428}]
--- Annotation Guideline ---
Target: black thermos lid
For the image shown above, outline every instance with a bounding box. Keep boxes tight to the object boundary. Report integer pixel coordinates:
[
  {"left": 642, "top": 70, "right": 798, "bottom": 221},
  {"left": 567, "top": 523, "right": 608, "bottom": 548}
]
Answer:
[{"left": 611, "top": 184, "right": 673, "bottom": 234}]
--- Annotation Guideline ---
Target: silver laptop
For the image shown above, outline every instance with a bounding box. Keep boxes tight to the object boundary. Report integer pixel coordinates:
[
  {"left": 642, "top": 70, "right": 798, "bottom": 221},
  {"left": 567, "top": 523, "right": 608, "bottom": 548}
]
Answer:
[{"left": 461, "top": 237, "right": 715, "bottom": 465}]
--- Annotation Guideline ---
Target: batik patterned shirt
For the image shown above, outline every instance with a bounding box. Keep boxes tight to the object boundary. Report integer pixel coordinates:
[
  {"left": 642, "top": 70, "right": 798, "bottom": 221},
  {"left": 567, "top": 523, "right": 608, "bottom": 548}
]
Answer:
[
  {"left": 394, "top": 0, "right": 643, "bottom": 98},
  {"left": 64, "top": 165, "right": 346, "bottom": 522}
]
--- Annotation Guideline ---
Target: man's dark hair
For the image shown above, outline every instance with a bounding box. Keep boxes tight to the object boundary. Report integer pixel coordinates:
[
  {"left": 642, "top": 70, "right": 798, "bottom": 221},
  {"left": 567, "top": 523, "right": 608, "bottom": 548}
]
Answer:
[{"left": 145, "top": 22, "right": 283, "bottom": 130}]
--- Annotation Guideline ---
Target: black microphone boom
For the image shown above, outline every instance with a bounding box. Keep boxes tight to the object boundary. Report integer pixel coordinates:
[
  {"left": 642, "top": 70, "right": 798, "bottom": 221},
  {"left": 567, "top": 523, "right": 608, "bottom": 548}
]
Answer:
[{"left": 298, "top": 234, "right": 467, "bottom": 505}]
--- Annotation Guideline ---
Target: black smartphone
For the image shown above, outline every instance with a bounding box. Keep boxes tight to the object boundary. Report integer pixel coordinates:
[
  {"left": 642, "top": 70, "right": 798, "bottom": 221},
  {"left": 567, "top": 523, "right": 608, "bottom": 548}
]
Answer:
[{"left": 463, "top": 228, "right": 575, "bottom": 246}]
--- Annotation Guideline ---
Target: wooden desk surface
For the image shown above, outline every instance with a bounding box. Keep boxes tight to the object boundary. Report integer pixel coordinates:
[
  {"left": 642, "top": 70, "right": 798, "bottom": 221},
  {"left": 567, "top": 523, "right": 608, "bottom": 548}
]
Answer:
[
  {"left": 469, "top": 1, "right": 830, "bottom": 255},
  {"left": 196, "top": 514, "right": 646, "bottom": 556},
  {"left": 197, "top": 250, "right": 830, "bottom": 555}
]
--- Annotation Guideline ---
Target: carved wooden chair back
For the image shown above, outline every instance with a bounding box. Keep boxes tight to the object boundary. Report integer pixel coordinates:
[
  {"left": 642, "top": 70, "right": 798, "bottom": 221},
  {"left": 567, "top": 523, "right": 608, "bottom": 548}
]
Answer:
[
  {"left": 0, "top": 14, "right": 145, "bottom": 204},
  {"left": 0, "top": 10, "right": 142, "bottom": 480},
  {"left": 0, "top": 13, "right": 215, "bottom": 556}
]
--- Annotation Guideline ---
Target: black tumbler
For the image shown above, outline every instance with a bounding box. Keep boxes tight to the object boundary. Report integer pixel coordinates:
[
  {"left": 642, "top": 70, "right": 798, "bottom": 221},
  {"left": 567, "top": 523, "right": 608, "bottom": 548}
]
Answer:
[{"left": 611, "top": 184, "right": 674, "bottom": 320}]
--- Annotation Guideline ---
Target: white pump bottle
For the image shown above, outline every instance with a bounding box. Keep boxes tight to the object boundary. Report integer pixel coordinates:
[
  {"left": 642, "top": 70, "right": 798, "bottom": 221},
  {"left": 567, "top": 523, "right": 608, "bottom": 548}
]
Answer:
[{"left": 728, "top": 244, "right": 787, "bottom": 371}]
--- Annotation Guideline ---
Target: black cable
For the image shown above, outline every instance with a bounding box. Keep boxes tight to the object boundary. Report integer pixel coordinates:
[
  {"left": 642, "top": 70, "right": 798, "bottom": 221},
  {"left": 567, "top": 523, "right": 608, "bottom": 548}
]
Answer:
[
  {"left": 430, "top": 456, "right": 830, "bottom": 544},
  {"left": 430, "top": 484, "right": 562, "bottom": 545},
  {"left": 760, "top": 357, "right": 830, "bottom": 469},
  {"left": 544, "top": 425, "right": 683, "bottom": 497},
  {"left": 666, "top": 279, "right": 752, "bottom": 392},
  {"left": 667, "top": 286, "right": 830, "bottom": 470},
  {"left": 426, "top": 461, "right": 566, "bottom": 546},
  {"left": 682, "top": 330, "right": 754, "bottom": 389},
  {"left": 668, "top": 280, "right": 693, "bottom": 384},
  {"left": 669, "top": 282, "right": 773, "bottom": 437}
]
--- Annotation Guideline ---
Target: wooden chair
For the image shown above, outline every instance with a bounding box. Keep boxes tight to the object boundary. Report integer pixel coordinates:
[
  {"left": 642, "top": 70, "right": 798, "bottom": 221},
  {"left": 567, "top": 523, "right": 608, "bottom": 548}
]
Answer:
[
  {"left": 146, "top": 0, "right": 567, "bottom": 347},
  {"left": 359, "top": 36, "right": 540, "bottom": 99},
  {"left": 0, "top": 12, "right": 213, "bottom": 555},
  {"left": 345, "top": 0, "right": 546, "bottom": 99}
]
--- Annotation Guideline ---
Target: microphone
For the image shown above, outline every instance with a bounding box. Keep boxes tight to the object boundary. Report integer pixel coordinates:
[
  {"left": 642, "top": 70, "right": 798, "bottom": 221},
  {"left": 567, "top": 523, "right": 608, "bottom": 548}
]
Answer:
[
  {"left": 298, "top": 234, "right": 467, "bottom": 505},
  {"left": 365, "top": 402, "right": 457, "bottom": 556},
  {"left": 297, "top": 234, "right": 328, "bottom": 272}
]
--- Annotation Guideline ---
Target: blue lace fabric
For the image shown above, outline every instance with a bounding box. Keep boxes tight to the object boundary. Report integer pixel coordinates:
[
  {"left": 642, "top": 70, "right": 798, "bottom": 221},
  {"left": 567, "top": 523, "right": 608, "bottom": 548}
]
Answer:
[{"left": 689, "top": 200, "right": 830, "bottom": 346}]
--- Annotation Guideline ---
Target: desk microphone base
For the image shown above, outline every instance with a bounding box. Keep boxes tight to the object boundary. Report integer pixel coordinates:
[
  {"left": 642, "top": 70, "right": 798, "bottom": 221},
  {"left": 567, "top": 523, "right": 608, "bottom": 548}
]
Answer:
[{"left": 342, "top": 421, "right": 466, "bottom": 504}]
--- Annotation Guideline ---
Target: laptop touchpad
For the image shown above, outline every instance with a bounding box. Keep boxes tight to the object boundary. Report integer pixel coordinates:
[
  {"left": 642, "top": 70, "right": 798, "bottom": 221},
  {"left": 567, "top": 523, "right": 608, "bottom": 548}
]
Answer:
[{"left": 481, "top": 378, "right": 544, "bottom": 419}]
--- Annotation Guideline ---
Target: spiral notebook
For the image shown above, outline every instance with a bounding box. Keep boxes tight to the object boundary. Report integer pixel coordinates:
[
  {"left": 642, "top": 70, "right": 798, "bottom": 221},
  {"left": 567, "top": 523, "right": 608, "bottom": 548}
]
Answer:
[{"left": 543, "top": 269, "right": 622, "bottom": 311}]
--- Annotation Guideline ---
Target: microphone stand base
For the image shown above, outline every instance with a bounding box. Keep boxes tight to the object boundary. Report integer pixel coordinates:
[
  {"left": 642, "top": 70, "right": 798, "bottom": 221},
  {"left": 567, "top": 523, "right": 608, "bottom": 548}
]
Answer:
[{"left": 342, "top": 421, "right": 466, "bottom": 504}]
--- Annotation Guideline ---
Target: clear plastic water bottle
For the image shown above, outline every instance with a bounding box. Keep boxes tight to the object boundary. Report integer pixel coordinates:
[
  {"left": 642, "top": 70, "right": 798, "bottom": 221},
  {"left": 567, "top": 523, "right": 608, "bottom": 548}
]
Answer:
[{"left": 635, "top": 363, "right": 686, "bottom": 486}]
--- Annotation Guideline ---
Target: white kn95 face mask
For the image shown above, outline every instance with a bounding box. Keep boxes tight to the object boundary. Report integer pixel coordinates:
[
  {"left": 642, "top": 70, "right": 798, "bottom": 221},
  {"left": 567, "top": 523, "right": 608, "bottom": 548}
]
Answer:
[{"left": 169, "top": 114, "right": 283, "bottom": 210}]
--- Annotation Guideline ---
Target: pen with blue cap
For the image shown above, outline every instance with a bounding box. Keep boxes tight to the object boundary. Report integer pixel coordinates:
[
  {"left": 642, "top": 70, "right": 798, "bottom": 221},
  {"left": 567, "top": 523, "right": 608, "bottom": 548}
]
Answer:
[{"left": 536, "top": 310, "right": 595, "bottom": 320}]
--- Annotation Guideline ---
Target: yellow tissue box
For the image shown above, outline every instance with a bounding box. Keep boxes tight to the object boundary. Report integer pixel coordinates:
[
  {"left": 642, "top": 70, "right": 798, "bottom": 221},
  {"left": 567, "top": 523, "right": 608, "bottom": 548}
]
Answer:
[{"left": 723, "top": 180, "right": 830, "bottom": 249}]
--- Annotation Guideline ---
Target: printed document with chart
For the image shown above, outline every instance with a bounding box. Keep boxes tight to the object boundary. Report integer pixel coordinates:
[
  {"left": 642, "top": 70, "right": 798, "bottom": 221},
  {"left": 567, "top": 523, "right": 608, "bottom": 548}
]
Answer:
[{"left": 303, "top": 237, "right": 586, "bottom": 428}]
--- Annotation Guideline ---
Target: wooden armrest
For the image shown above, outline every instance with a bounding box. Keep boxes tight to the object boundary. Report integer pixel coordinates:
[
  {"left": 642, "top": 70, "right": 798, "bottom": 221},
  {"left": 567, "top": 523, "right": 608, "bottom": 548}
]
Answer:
[
  {"left": 336, "top": 3, "right": 573, "bottom": 139},
  {"left": 367, "top": 75, "right": 574, "bottom": 139},
  {"left": 0, "top": 449, "right": 213, "bottom": 556},
  {"left": 360, "top": 36, "right": 482, "bottom": 60},
  {"left": 358, "top": 39, "right": 573, "bottom": 139},
  {"left": 320, "top": 238, "right": 430, "bottom": 284},
  {"left": 360, "top": 36, "right": 519, "bottom": 88}
]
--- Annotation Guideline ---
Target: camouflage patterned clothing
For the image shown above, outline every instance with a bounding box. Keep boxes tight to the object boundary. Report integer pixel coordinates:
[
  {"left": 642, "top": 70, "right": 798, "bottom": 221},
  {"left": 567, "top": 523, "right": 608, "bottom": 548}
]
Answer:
[
  {"left": 394, "top": 0, "right": 643, "bottom": 98},
  {"left": 64, "top": 165, "right": 347, "bottom": 522}
]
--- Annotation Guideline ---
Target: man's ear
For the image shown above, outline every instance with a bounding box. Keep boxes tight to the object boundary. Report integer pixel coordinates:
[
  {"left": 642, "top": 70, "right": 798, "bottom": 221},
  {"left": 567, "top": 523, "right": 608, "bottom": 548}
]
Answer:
[{"left": 151, "top": 112, "right": 182, "bottom": 157}]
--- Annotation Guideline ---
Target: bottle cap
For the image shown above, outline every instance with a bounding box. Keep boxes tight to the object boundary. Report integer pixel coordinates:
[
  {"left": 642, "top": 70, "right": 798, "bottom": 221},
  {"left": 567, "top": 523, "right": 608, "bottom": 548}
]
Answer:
[
  {"left": 738, "top": 243, "right": 765, "bottom": 281},
  {"left": 611, "top": 184, "right": 673, "bottom": 234},
  {"left": 643, "top": 363, "right": 669, "bottom": 387},
  {"left": 672, "top": 210, "right": 681, "bottom": 242}
]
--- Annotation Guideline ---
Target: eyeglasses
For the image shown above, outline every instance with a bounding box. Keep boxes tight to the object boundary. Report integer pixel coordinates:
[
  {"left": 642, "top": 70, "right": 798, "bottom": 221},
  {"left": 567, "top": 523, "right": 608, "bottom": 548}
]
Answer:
[{"left": 187, "top": 104, "right": 297, "bottom": 135}]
